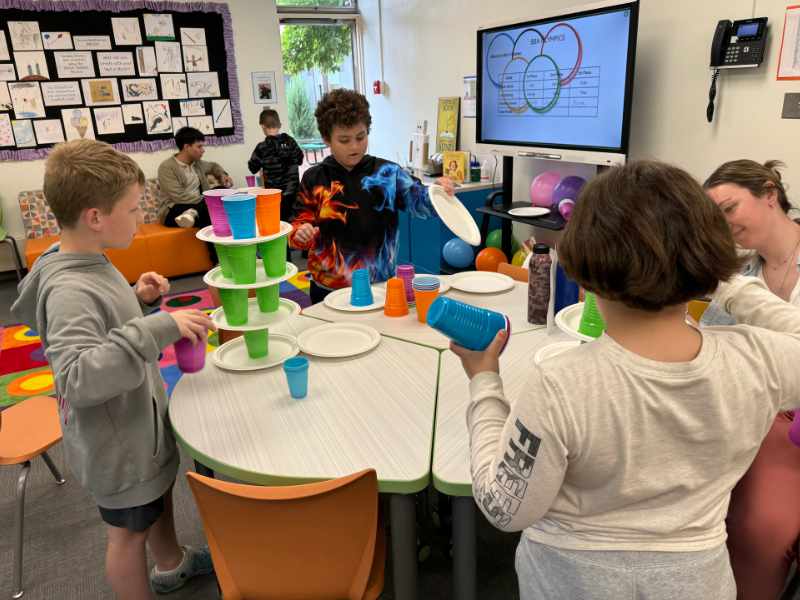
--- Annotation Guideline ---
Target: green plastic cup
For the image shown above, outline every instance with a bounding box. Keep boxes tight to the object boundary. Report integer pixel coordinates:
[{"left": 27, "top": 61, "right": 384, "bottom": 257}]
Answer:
[
  {"left": 215, "top": 244, "right": 233, "bottom": 280},
  {"left": 218, "top": 288, "right": 249, "bottom": 326},
  {"left": 227, "top": 244, "right": 257, "bottom": 284},
  {"left": 578, "top": 292, "right": 606, "bottom": 338},
  {"left": 258, "top": 237, "right": 287, "bottom": 278},
  {"left": 243, "top": 329, "right": 268, "bottom": 358},
  {"left": 255, "top": 285, "right": 280, "bottom": 313}
]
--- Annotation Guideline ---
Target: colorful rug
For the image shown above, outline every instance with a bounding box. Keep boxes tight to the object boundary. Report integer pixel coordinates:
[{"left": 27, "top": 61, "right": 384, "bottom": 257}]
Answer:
[{"left": 0, "top": 270, "right": 311, "bottom": 407}]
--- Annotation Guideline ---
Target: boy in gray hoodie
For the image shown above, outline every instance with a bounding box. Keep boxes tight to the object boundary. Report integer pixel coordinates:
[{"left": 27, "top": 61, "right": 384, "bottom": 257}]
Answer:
[{"left": 11, "top": 139, "right": 217, "bottom": 599}]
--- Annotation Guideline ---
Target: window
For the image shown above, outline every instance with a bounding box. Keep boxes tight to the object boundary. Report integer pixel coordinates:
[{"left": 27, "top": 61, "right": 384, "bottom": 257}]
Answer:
[{"left": 277, "top": 0, "right": 356, "bottom": 10}]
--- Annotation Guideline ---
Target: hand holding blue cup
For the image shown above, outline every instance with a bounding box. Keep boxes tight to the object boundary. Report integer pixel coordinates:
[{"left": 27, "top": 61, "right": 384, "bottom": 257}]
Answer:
[
  {"left": 283, "top": 356, "right": 309, "bottom": 399},
  {"left": 427, "top": 296, "right": 511, "bottom": 353}
]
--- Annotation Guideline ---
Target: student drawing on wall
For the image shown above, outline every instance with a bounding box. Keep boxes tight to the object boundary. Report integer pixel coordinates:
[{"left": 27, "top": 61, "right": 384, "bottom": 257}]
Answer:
[
  {"left": 258, "top": 82, "right": 272, "bottom": 101},
  {"left": 147, "top": 103, "right": 170, "bottom": 133},
  {"left": 125, "top": 82, "right": 154, "bottom": 98}
]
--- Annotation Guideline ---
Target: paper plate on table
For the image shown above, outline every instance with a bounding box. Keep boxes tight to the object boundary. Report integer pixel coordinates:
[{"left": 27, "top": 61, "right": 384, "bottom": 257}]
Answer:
[
  {"left": 297, "top": 323, "right": 381, "bottom": 358},
  {"left": 534, "top": 340, "right": 582, "bottom": 365},
  {"left": 211, "top": 298, "right": 300, "bottom": 332},
  {"left": 428, "top": 184, "right": 481, "bottom": 246},
  {"left": 508, "top": 206, "right": 550, "bottom": 218},
  {"left": 212, "top": 333, "right": 299, "bottom": 371},
  {"left": 196, "top": 221, "right": 292, "bottom": 246},
  {"left": 554, "top": 302, "right": 599, "bottom": 343},
  {"left": 323, "top": 287, "right": 386, "bottom": 312},
  {"left": 449, "top": 271, "right": 514, "bottom": 294},
  {"left": 203, "top": 261, "right": 298, "bottom": 290}
]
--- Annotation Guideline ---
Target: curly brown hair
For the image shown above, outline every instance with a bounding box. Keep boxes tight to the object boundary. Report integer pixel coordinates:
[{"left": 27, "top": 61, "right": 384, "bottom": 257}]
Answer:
[
  {"left": 558, "top": 160, "right": 743, "bottom": 311},
  {"left": 314, "top": 89, "right": 372, "bottom": 141}
]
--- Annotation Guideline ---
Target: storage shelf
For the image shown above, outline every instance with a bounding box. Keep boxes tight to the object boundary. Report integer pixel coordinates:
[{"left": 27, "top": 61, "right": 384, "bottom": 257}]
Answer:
[{"left": 476, "top": 202, "right": 566, "bottom": 231}]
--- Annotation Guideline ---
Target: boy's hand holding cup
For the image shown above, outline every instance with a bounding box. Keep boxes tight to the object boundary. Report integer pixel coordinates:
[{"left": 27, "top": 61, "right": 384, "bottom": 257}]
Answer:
[
  {"left": 294, "top": 224, "right": 320, "bottom": 246},
  {"left": 134, "top": 271, "right": 170, "bottom": 304}
]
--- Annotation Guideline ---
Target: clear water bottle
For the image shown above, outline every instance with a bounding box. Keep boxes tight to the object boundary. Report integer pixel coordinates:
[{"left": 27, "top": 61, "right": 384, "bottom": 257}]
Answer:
[{"left": 528, "top": 243, "right": 551, "bottom": 324}]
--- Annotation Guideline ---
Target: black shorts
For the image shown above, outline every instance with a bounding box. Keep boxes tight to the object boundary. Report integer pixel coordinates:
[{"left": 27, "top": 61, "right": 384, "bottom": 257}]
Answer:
[{"left": 98, "top": 492, "right": 166, "bottom": 532}]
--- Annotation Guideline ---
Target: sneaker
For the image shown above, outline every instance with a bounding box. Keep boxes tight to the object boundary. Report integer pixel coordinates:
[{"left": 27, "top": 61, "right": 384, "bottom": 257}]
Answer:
[
  {"left": 150, "top": 545, "right": 214, "bottom": 594},
  {"left": 174, "top": 208, "right": 198, "bottom": 228}
]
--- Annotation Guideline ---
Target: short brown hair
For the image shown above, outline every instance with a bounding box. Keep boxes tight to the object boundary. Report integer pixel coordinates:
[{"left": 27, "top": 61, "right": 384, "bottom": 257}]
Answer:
[
  {"left": 315, "top": 89, "right": 372, "bottom": 140},
  {"left": 558, "top": 160, "right": 742, "bottom": 311},
  {"left": 704, "top": 159, "right": 790, "bottom": 213},
  {"left": 44, "top": 139, "right": 145, "bottom": 229},
  {"left": 259, "top": 109, "right": 281, "bottom": 129}
]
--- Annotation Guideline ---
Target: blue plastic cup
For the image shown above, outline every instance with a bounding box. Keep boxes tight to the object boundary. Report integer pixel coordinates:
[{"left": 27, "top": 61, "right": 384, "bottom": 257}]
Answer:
[
  {"left": 426, "top": 296, "right": 511, "bottom": 352},
  {"left": 222, "top": 193, "right": 257, "bottom": 239},
  {"left": 350, "top": 268, "right": 374, "bottom": 306},
  {"left": 283, "top": 356, "right": 309, "bottom": 399}
]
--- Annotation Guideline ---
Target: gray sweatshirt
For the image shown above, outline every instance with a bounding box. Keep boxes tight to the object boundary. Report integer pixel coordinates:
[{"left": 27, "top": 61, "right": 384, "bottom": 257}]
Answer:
[{"left": 11, "top": 249, "right": 182, "bottom": 509}]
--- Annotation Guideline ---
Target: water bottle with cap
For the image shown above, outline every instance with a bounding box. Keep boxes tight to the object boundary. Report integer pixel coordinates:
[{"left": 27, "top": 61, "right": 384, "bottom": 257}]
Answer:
[{"left": 528, "top": 243, "right": 551, "bottom": 324}]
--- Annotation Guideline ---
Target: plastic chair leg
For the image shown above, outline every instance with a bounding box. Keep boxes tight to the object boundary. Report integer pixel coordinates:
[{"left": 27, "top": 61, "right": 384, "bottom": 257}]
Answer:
[
  {"left": 13, "top": 461, "right": 31, "bottom": 599},
  {"left": 2, "top": 236, "right": 24, "bottom": 282}
]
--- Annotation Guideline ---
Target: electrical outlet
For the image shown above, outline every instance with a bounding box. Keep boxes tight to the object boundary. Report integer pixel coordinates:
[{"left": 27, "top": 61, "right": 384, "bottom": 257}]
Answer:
[{"left": 781, "top": 93, "right": 800, "bottom": 119}]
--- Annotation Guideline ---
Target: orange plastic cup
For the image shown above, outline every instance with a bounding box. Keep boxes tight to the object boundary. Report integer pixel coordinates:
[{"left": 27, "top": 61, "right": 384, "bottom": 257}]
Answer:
[
  {"left": 254, "top": 188, "right": 282, "bottom": 236},
  {"left": 414, "top": 289, "right": 439, "bottom": 323},
  {"left": 384, "top": 277, "right": 409, "bottom": 317}
]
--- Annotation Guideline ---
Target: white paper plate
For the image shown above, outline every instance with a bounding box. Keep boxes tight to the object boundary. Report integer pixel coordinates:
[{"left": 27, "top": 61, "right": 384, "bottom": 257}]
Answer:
[
  {"left": 428, "top": 184, "right": 481, "bottom": 246},
  {"left": 211, "top": 298, "right": 300, "bottom": 332},
  {"left": 508, "top": 206, "right": 550, "bottom": 218},
  {"left": 203, "top": 261, "right": 298, "bottom": 290},
  {"left": 297, "top": 322, "right": 381, "bottom": 358},
  {"left": 449, "top": 271, "right": 514, "bottom": 294},
  {"left": 212, "top": 333, "right": 299, "bottom": 371},
  {"left": 534, "top": 340, "right": 582, "bottom": 365},
  {"left": 554, "top": 302, "right": 599, "bottom": 343},
  {"left": 323, "top": 287, "right": 387, "bottom": 312},
  {"left": 196, "top": 221, "right": 292, "bottom": 246}
]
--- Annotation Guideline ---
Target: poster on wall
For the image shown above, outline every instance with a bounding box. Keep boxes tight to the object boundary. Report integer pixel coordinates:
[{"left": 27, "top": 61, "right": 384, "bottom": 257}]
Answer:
[
  {"left": 81, "top": 78, "right": 121, "bottom": 106},
  {"left": 121, "top": 78, "right": 158, "bottom": 102},
  {"left": 182, "top": 45, "right": 209, "bottom": 72},
  {"left": 61, "top": 107, "right": 95, "bottom": 140},
  {"left": 33, "top": 118, "right": 64, "bottom": 144},
  {"left": 142, "top": 100, "right": 172, "bottom": 134},
  {"left": 8, "top": 22, "right": 43, "bottom": 51},
  {"left": 188, "top": 114, "right": 213, "bottom": 134},
  {"left": 112, "top": 18, "right": 142, "bottom": 46},
  {"left": 12, "top": 119, "right": 36, "bottom": 146},
  {"left": 171, "top": 116, "right": 187, "bottom": 131},
  {"left": 0, "top": 83, "right": 11, "bottom": 110},
  {"left": 97, "top": 52, "right": 136, "bottom": 77},
  {"left": 160, "top": 73, "right": 188, "bottom": 99},
  {"left": 0, "top": 64, "right": 18, "bottom": 81},
  {"left": 777, "top": 5, "right": 800, "bottom": 80},
  {"left": 435, "top": 96, "right": 460, "bottom": 153},
  {"left": 212, "top": 99, "right": 232, "bottom": 128},
  {"left": 0, "top": 31, "right": 9, "bottom": 61},
  {"left": 122, "top": 103, "right": 143, "bottom": 125},
  {"left": 144, "top": 14, "right": 175, "bottom": 41},
  {"left": 0, "top": 114, "right": 14, "bottom": 145},
  {"left": 180, "top": 28, "right": 206, "bottom": 45},
  {"left": 135, "top": 46, "right": 158, "bottom": 76},
  {"left": 155, "top": 41, "right": 182, "bottom": 72},
  {"left": 94, "top": 106, "right": 125, "bottom": 134},
  {"left": 54, "top": 51, "right": 95, "bottom": 78},
  {"left": 251, "top": 71, "right": 276, "bottom": 104},
  {"left": 14, "top": 51, "right": 49, "bottom": 80},
  {"left": 42, "top": 81, "right": 82, "bottom": 106},
  {"left": 180, "top": 99, "right": 205, "bottom": 116},
  {"left": 187, "top": 72, "right": 220, "bottom": 98},
  {"left": 73, "top": 35, "right": 112, "bottom": 50},
  {"left": 9, "top": 81, "right": 46, "bottom": 118},
  {"left": 41, "top": 31, "right": 72, "bottom": 50}
]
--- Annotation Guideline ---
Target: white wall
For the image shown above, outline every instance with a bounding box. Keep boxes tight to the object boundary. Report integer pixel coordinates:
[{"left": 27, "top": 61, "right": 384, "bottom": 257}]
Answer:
[
  {"left": 359, "top": 0, "right": 800, "bottom": 231},
  {"left": 0, "top": 0, "right": 286, "bottom": 270}
]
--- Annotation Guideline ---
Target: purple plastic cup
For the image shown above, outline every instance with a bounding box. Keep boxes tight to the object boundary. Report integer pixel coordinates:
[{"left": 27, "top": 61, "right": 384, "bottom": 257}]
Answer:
[
  {"left": 396, "top": 264, "right": 415, "bottom": 303},
  {"left": 174, "top": 332, "right": 207, "bottom": 373},
  {"left": 246, "top": 174, "right": 256, "bottom": 187},
  {"left": 203, "top": 189, "right": 233, "bottom": 237}
]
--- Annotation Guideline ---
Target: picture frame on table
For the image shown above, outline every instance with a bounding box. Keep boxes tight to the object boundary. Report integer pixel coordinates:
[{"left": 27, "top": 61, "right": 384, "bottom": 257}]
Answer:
[{"left": 251, "top": 71, "right": 276, "bottom": 104}]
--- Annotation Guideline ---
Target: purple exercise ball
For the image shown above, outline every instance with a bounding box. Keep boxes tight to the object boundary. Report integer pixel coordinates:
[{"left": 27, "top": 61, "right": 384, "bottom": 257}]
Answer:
[{"left": 552, "top": 175, "right": 587, "bottom": 206}]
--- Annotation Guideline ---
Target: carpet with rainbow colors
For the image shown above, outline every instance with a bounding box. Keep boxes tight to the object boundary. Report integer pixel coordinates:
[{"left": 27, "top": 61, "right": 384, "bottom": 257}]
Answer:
[{"left": 0, "top": 270, "right": 311, "bottom": 407}]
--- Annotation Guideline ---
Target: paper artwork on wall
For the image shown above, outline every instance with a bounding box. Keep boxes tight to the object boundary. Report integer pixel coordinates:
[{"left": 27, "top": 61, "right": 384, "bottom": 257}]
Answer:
[
  {"left": 135, "top": 46, "right": 158, "bottom": 76},
  {"left": 41, "top": 32, "right": 72, "bottom": 50},
  {"left": 33, "top": 119, "right": 64, "bottom": 144},
  {"left": 12, "top": 119, "right": 36, "bottom": 147},
  {"left": 8, "top": 22, "right": 43, "bottom": 51},
  {"left": 120, "top": 78, "right": 158, "bottom": 102},
  {"left": 160, "top": 73, "right": 188, "bottom": 99},
  {"left": 155, "top": 41, "right": 182, "bottom": 73},
  {"left": 180, "top": 28, "right": 206, "bottom": 46},
  {"left": 179, "top": 99, "right": 205, "bottom": 116},
  {"left": 0, "top": 32, "right": 9, "bottom": 61},
  {"left": 251, "top": 71, "right": 276, "bottom": 104},
  {"left": 171, "top": 116, "right": 187, "bottom": 131},
  {"left": 61, "top": 107, "right": 95, "bottom": 140},
  {"left": 54, "top": 51, "right": 95, "bottom": 78},
  {"left": 94, "top": 106, "right": 125, "bottom": 135},
  {"left": 9, "top": 82, "right": 46, "bottom": 118},
  {"left": 73, "top": 36, "right": 112, "bottom": 51},
  {"left": 0, "top": 64, "right": 17, "bottom": 81},
  {"left": 144, "top": 14, "right": 176, "bottom": 41},
  {"left": 81, "top": 78, "right": 121, "bottom": 106},
  {"left": 143, "top": 100, "right": 172, "bottom": 134},
  {"left": 41, "top": 81, "right": 82, "bottom": 106},
  {"left": 0, "top": 114, "right": 15, "bottom": 146},
  {"left": 14, "top": 52, "right": 49, "bottom": 80},
  {"left": 97, "top": 52, "right": 136, "bottom": 77},
  {"left": 187, "top": 72, "right": 220, "bottom": 98},
  {"left": 122, "top": 103, "right": 144, "bottom": 125},
  {"left": 0, "top": 83, "right": 11, "bottom": 111},
  {"left": 112, "top": 18, "right": 143, "bottom": 46},
  {"left": 182, "top": 45, "right": 209, "bottom": 72},
  {"left": 188, "top": 115, "right": 213, "bottom": 135},
  {"left": 211, "top": 99, "right": 232, "bottom": 129}
]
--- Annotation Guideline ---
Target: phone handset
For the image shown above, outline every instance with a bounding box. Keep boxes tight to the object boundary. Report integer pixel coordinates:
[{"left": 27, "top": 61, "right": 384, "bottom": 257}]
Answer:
[{"left": 710, "top": 20, "right": 732, "bottom": 67}]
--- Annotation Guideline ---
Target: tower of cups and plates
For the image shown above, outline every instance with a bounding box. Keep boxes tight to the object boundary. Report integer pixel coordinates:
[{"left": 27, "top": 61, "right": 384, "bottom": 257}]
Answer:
[{"left": 198, "top": 187, "right": 301, "bottom": 371}]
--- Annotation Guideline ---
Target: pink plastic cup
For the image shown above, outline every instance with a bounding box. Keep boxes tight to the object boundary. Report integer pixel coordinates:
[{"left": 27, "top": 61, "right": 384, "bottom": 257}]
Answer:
[
  {"left": 245, "top": 174, "right": 256, "bottom": 187},
  {"left": 203, "top": 189, "right": 234, "bottom": 237},
  {"left": 174, "top": 332, "right": 207, "bottom": 373},
  {"left": 396, "top": 264, "right": 415, "bottom": 303}
]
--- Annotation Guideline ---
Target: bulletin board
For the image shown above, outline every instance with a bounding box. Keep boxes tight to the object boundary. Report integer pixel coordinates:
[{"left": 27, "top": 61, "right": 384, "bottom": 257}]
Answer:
[{"left": 0, "top": 0, "right": 243, "bottom": 161}]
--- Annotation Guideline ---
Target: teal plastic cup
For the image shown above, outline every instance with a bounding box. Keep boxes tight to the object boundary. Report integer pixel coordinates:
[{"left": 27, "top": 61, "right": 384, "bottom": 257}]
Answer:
[
  {"left": 218, "top": 288, "right": 249, "bottom": 326},
  {"left": 227, "top": 244, "right": 257, "bottom": 284},
  {"left": 215, "top": 244, "right": 233, "bottom": 280},
  {"left": 258, "top": 237, "right": 287, "bottom": 278},
  {"left": 255, "top": 285, "right": 280, "bottom": 313},
  {"left": 222, "top": 193, "right": 257, "bottom": 239},
  {"left": 243, "top": 329, "right": 268, "bottom": 359},
  {"left": 283, "top": 356, "right": 309, "bottom": 399}
]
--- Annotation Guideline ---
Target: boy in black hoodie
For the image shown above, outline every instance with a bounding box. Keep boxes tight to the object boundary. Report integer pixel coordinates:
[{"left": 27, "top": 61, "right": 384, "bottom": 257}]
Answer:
[{"left": 290, "top": 89, "right": 455, "bottom": 303}]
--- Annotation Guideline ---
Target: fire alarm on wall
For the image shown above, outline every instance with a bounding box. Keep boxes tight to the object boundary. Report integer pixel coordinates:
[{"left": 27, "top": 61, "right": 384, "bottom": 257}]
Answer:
[{"left": 372, "top": 80, "right": 382, "bottom": 95}]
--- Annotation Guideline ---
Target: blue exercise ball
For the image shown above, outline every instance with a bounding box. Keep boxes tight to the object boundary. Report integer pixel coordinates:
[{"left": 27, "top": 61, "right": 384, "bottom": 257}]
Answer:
[{"left": 443, "top": 238, "right": 474, "bottom": 268}]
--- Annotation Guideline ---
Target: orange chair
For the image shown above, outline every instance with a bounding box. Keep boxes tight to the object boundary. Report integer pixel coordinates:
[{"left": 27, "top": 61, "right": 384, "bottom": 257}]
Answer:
[
  {"left": 186, "top": 469, "right": 384, "bottom": 600},
  {"left": 497, "top": 262, "right": 529, "bottom": 283},
  {"left": 0, "top": 396, "right": 65, "bottom": 599}
]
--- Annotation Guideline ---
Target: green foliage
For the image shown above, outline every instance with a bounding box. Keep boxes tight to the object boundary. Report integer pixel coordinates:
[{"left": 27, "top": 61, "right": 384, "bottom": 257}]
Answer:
[
  {"left": 281, "top": 19, "right": 352, "bottom": 76},
  {"left": 287, "top": 76, "right": 319, "bottom": 140}
]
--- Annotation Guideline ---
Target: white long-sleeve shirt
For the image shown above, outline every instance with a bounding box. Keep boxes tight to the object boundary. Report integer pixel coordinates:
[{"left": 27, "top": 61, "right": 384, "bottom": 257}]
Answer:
[{"left": 467, "top": 277, "right": 800, "bottom": 551}]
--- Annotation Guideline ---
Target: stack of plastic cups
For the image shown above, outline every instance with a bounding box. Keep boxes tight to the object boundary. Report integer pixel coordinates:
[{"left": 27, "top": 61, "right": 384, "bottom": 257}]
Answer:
[
  {"left": 412, "top": 276, "right": 440, "bottom": 324},
  {"left": 222, "top": 193, "right": 257, "bottom": 239},
  {"left": 384, "top": 277, "right": 409, "bottom": 317},
  {"left": 350, "top": 268, "right": 374, "bottom": 306},
  {"left": 578, "top": 292, "right": 605, "bottom": 339},
  {"left": 396, "top": 264, "right": 415, "bottom": 304},
  {"left": 426, "top": 296, "right": 511, "bottom": 353}
]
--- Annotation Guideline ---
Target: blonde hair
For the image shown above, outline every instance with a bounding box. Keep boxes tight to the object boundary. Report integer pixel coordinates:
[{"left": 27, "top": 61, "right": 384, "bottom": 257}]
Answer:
[
  {"left": 704, "top": 159, "right": 790, "bottom": 213},
  {"left": 44, "top": 140, "right": 145, "bottom": 229}
]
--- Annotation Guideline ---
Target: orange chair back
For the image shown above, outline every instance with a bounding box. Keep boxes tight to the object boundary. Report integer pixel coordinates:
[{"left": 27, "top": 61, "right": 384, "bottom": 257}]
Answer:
[
  {"left": 497, "top": 262, "right": 528, "bottom": 283},
  {"left": 186, "top": 469, "right": 382, "bottom": 600}
]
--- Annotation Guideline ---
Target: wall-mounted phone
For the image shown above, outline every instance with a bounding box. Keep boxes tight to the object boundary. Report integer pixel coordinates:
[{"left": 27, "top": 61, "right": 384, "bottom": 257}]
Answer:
[{"left": 707, "top": 17, "right": 768, "bottom": 123}]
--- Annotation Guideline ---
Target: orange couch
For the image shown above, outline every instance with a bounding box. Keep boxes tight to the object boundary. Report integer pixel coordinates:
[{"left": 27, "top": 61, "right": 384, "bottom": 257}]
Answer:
[{"left": 18, "top": 180, "right": 212, "bottom": 283}]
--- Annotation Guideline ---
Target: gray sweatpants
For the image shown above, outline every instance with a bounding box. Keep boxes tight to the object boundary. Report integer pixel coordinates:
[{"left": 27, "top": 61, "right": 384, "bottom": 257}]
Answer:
[{"left": 516, "top": 537, "right": 736, "bottom": 600}]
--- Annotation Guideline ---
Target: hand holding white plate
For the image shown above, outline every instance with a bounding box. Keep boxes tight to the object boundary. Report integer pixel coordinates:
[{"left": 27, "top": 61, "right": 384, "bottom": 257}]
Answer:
[
  {"left": 428, "top": 184, "right": 481, "bottom": 246},
  {"left": 297, "top": 322, "right": 381, "bottom": 358}
]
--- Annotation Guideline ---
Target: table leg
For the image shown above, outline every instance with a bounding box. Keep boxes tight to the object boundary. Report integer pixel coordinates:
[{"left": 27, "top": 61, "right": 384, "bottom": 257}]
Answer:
[
  {"left": 452, "top": 496, "right": 477, "bottom": 600},
  {"left": 390, "top": 493, "right": 418, "bottom": 600},
  {"left": 194, "top": 460, "right": 214, "bottom": 478}
]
